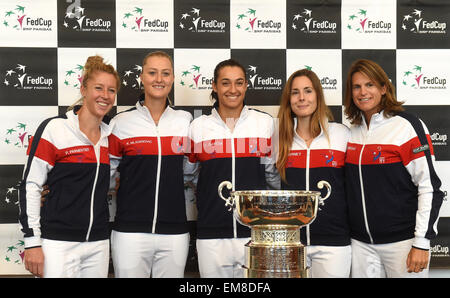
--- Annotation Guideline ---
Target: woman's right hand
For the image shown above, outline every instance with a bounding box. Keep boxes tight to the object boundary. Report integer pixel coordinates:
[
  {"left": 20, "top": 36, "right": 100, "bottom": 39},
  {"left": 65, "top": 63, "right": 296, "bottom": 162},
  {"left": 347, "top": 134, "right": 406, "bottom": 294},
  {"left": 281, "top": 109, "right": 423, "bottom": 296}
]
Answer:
[
  {"left": 24, "top": 247, "right": 45, "bottom": 277},
  {"left": 41, "top": 185, "right": 49, "bottom": 207}
]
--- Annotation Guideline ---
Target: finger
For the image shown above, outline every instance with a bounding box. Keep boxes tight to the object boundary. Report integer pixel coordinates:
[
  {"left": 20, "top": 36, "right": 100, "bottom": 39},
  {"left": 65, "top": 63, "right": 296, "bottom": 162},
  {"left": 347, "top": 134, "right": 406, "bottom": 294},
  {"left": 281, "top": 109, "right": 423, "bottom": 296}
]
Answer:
[{"left": 37, "top": 263, "right": 44, "bottom": 278}]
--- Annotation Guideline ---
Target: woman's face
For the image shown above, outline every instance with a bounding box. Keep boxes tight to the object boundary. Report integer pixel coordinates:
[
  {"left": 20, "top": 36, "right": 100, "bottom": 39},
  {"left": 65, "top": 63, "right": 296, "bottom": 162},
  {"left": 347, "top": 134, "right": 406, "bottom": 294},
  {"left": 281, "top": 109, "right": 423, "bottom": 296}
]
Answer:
[
  {"left": 140, "top": 55, "right": 174, "bottom": 101},
  {"left": 351, "top": 71, "right": 386, "bottom": 121},
  {"left": 213, "top": 66, "right": 247, "bottom": 112},
  {"left": 289, "top": 75, "right": 317, "bottom": 121},
  {"left": 80, "top": 71, "right": 117, "bottom": 118}
]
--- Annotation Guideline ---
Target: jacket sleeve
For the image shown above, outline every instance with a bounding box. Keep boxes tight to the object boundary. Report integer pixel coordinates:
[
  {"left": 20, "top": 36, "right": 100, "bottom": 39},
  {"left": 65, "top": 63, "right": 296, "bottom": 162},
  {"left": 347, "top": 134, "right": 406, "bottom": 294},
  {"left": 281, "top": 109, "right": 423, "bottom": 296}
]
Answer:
[
  {"left": 263, "top": 116, "right": 280, "bottom": 190},
  {"left": 19, "top": 119, "right": 56, "bottom": 249},
  {"left": 401, "top": 116, "right": 444, "bottom": 250},
  {"left": 108, "top": 124, "right": 123, "bottom": 191}
]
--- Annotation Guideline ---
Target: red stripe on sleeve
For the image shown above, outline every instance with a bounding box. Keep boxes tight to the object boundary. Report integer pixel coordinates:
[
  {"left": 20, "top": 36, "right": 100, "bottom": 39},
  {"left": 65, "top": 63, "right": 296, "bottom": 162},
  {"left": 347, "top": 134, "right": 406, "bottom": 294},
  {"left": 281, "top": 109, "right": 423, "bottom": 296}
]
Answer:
[
  {"left": 33, "top": 137, "right": 57, "bottom": 166},
  {"left": 108, "top": 134, "right": 123, "bottom": 157}
]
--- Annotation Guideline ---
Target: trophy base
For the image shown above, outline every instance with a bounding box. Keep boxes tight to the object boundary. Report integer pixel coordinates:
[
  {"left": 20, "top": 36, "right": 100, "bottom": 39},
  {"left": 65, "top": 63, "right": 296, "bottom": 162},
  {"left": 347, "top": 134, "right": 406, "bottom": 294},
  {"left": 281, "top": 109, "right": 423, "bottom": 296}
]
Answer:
[
  {"left": 244, "top": 267, "right": 309, "bottom": 278},
  {"left": 244, "top": 240, "right": 308, "bottom": 278}
]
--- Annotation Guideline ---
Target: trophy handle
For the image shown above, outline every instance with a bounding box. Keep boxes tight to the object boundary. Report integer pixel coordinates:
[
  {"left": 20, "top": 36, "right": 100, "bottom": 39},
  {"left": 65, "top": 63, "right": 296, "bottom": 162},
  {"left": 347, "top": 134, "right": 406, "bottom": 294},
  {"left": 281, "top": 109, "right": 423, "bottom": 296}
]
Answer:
[
  {"left": 218, "top": 181, "right": 234, "bottom": 211},
  {"left": 317, "top": 180, "right": 331, "bottom": 206}
]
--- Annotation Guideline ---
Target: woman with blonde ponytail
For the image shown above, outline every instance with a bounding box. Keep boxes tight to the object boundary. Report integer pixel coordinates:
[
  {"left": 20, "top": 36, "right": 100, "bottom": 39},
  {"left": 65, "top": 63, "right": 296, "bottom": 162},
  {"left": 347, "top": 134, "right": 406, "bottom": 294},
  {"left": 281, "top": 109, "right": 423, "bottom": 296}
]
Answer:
[
  {"left": 277, "top": 69, "right": 351, "bottom": 277},
  {"left": 20, "top": 55, "right": 119, "bottom": 277}
]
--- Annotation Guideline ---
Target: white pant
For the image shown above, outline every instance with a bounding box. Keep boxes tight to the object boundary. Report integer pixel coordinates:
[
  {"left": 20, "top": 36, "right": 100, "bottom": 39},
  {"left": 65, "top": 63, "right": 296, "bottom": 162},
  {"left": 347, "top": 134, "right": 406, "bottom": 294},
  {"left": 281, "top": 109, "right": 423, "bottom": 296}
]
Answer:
[
  {"left": 42, "top": 239, "right": 109, "bottom": 278},
  {"left": 306, "top": 245, "right": 352, "bottom": 278},
  {"left": 196, "top": 238, "right": 250, "bottom": 278},
  {"left": 111, "top": 231, "right": 189, "bottom": 278},
  {"left": 351, "top": 238, "right": 429, "bottom": 278}
]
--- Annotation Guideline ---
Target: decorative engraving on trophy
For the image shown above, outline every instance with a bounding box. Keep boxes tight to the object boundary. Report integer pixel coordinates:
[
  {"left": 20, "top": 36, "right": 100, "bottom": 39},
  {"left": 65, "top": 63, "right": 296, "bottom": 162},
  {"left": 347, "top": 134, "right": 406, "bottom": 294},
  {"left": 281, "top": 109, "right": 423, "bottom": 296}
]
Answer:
[{"left": 218, "top": 180, "right": 331, "bottom": 278}]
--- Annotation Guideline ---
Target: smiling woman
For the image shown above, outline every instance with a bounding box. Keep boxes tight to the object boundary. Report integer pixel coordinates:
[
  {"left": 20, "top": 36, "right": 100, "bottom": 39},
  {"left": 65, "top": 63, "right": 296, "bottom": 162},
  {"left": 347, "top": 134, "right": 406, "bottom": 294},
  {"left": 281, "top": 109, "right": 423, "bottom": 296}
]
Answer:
[
  {"left": 108, "top": 51, "right": 194, "bottom": 278},
  {"left": 343, "top": 59, "right": 444, "bottom": 278},
  {"left": 19, "top": 55, "right": 120, "bottom": 278}
]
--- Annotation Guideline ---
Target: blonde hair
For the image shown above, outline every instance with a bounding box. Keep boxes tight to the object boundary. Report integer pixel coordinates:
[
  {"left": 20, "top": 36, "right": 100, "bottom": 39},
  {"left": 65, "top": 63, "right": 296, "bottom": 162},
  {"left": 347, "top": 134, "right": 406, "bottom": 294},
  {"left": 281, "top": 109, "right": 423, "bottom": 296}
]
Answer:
[
  {"left": 142, "top": 50, "right": 174, "bottom": 69},
  {"left": 141, "top": 51, "right": 174, "bottom": 105},
  {"left": 68, "top": 55, "right": 120, "bottom": 111},
  {"left": 276, "top": 69, "right": 334, "bottom": 182},
  {"left": 344, "top": 59, "right": 403, "bottom": 125}
]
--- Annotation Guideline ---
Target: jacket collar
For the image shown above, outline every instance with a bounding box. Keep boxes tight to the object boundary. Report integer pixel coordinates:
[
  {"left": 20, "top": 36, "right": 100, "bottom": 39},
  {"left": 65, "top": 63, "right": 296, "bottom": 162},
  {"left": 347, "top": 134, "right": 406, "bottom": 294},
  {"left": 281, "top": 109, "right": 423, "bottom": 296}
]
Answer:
[
  {"left": 360, "top": 110, "right": 388, "bottom": 130},
  {"left": 211, "top": 104, "right": 249, "bottom": 128},
  {"left": 293, "top": 117, "right": 326, "bottom": 144},
  {"left": 135, "top": 95, "right": 174, "bottom": 125},
  {"left": 66, "top": 106, "right": 112, "bottom": 142}
]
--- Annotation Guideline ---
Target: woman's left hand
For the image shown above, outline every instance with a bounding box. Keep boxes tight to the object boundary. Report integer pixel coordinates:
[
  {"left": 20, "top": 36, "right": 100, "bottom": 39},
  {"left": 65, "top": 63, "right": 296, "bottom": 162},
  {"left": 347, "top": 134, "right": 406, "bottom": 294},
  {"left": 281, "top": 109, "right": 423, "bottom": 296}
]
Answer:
[{"left": 406, "top": 247, "right": 429, "bottom": 273}]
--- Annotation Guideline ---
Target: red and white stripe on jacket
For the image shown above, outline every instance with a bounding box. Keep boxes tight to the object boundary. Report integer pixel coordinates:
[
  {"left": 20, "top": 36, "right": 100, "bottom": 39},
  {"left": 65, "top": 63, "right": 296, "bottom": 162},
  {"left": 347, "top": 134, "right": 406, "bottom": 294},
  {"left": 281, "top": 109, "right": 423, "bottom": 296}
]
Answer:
[{"left": 345, "top": 111, "right": 444, "bottom": 249}]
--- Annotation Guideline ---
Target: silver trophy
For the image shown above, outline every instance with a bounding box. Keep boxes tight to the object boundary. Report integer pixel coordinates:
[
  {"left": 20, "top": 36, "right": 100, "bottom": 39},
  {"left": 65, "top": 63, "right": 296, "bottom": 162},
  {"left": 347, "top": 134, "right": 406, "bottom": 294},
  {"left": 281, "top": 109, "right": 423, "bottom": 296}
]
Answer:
[{"left": 218, "top": 181, "right": 331, "bottom": 278}]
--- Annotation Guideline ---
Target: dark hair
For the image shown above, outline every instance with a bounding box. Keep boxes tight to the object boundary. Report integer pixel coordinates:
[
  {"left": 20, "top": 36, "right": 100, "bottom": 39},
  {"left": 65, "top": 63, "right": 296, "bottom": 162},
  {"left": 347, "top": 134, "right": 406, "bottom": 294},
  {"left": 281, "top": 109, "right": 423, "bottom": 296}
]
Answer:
[
  {"left": 344, "top": 59, "right": 403, "bottom": 125},
  {"left": 210, "top": 59, "right": 247, "bottom": 101}
]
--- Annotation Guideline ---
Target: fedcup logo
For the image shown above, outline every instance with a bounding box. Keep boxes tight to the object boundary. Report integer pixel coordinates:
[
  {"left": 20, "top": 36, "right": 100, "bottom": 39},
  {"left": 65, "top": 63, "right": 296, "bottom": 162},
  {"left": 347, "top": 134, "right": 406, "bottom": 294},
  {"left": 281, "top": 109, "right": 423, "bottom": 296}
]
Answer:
[
  {"left": 401, "top": 9, "right": 447, "bottom": 34},
  {"left": 1, "top": 4, "right": 52, "bottom": 32},
  {"left": 346, "top": 9, "right": 392, "bottom": 33},
  {"left": 3, "top": 63, "right": 53, "bottom": 90},
  {"left": 291, "top": 8, "right": 337, "bottom": 34},
  {"left": 122, "top": 64, "right": 143, "bottom": 90},
  {"left": 300, "top": 65, "right": 338, "bottom": 91},
  {"left": 431, "top": 244, "right": 450, "bottom": 256},
  {"left": 4, "top": 183, "right": 19, "bottom": 206},
  {"left": 430, "top": 132, "right": 448, "bottom": 146},
  {"left": 178, "top": 7, "right": 226, "bottom": 33},
  {"left": 121, "top": 6, "right": 168, "bottom": 33},
  {"left": 64, "top": 0, "right": 111, "bottom": 32},
  {"left": 4, "top": 122, "right": 29, "bottom": 148},
  {"left": 246, "top": 64, "right": 282, "bottom": 91},
  {"left": 235, "top": 8, "right": 281, "bottom": 33},
  {"left": 3, "top": 239, "right": 25, "bottom": 266},
  {"left": 179, "top": 64, "right": 212, "bottom": 90},
  {"left": 63, "top": 64, "right": 84, "bottom": 89},
  {"left": 401, "top": 64, "right": 447, "bottom": 90}
]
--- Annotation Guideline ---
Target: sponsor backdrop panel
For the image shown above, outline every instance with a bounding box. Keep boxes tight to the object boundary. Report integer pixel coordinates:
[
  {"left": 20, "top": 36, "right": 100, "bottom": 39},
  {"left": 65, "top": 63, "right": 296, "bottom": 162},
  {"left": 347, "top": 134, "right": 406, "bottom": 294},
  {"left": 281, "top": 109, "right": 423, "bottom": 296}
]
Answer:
[
  {"left": 341, "top": 0, "right": 397, "bottom": 49},
  {"left": 0, "top": 0, "right": 449, "bottom": 275},
  {"left": 0, "top": 0, "right": 57, "bottom": 48},
  {"left": 397, "top": 0, "right": 450, "bottom": 49},
  {"left": 286, "top": 0, "right": 341, "bottom": 49},
  {"left": 0, "top": 47, "right": 58, "bottom": 106},
  {"left": 397, "top": 49, "right": 450, "bottom": 105},
  {"left": 116, "top": 0, "right": 174, "bottom": 49}
]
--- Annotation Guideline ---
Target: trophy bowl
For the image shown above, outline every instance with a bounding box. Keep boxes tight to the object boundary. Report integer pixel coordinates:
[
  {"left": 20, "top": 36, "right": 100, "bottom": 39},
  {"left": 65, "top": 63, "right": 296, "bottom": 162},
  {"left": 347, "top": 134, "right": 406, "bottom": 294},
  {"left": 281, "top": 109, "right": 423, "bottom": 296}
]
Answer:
[
  {"left": 218, "top": 180, "right": 331, "bottom": 278},
  {"left": 218, "top": 180, "right": 331, "bottom": 228}
]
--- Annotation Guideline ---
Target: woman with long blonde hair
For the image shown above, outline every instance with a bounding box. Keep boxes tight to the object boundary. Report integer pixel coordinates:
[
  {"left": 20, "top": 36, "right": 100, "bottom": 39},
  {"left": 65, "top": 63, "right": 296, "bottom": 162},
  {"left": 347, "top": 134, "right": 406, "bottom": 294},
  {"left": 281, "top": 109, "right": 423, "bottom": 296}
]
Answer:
[{"left": 277, "top": 69, "right": 351, "bottom": 277}]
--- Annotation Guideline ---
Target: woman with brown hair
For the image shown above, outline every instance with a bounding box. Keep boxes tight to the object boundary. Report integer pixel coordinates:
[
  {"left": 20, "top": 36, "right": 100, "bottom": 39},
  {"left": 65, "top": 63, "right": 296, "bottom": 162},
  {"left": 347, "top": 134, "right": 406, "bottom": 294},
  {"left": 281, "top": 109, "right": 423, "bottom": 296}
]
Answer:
[
  {"left": 344, "top": 59, "right": 444, "bottom": 277},
  {"left": 277, "top": 69, "right": 351, "bottom": 277},
  {"left": 20, "top": 55, "right": 120, "bottom": 277}
]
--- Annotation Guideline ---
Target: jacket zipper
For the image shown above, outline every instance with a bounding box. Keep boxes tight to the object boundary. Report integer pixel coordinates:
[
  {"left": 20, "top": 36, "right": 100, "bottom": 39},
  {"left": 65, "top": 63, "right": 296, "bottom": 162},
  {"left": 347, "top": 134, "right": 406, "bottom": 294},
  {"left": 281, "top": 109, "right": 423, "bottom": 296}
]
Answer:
[
  {"left": 305, "top": 146, "right": 311, "bottom": 246},
  {"left": 152, "top": 125, "right": 162, "bottom": 234},
  {"left": 86, "top": 143, "right": 100, "bottom": 241},
  {"left": 358, "top": 141, "right": 374, "bottom": 244},
  {"left": 231, "top": 133, "right": 237, "bottom": 238}
]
